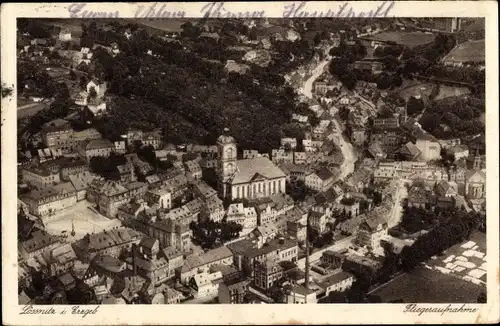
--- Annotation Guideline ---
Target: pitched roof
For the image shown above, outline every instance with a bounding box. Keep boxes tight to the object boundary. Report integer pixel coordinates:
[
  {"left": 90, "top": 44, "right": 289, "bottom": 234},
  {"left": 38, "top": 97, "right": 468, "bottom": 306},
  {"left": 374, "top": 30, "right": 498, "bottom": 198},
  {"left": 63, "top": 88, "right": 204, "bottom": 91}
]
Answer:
[
  {"left": 85, "top": 139, "right": 114, "bottom": 150},
  {"left": 231, "top": 157, "right": 286, "bottom": 185},
  {"left": 399, "top": 141, "right": 421, "bottom": 158},
  {"left": 314, "top": 167, "right": 335, "bottom": 181}
]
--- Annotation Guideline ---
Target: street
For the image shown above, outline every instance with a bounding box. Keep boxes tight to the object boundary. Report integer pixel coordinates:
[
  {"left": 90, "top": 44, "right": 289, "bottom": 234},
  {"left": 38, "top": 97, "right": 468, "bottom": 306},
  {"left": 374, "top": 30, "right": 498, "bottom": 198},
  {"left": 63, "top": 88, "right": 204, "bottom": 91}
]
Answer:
[
  {"left": 331, "top": 118, "right": 357, "bottom": 180},
  {"left": 298, "top": 49, "right": 358, "bottom": 180},
  {"left": 296, "top": 235, "right": 355, "bottom": 271},
  {"left": 387, "top": 181, "right": 408, "bottom": 228}
]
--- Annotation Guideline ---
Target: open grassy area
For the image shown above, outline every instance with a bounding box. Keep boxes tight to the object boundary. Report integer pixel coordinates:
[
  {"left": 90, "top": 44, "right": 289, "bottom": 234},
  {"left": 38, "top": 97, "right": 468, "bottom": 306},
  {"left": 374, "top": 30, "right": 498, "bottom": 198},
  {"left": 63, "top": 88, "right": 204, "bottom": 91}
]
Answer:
[
  {"left": 371, "top": 267, "right": 484, "bottom": 303},
  {"left": 442, "top": 39, "right": 485, "bottom": 63},
  {"left": 371, "top": 31, "right": 436, "bottom": 48},
  {"left": 434, "top": 85, "right": 472, "bottom": 100},
  {"left": 397, "top": 83, "right": 434, "bottom": 101}
]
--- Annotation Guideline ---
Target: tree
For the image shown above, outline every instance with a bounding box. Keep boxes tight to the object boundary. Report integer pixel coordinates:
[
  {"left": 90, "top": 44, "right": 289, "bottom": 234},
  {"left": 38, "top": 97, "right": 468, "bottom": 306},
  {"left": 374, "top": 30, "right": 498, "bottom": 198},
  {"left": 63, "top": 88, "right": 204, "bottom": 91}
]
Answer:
[
  {"left": 376, "top": 73, "right": 392, "bottom": 90},
  {"left": 406, "top": 96, "right": 425, "bottom": 116},
  {"left": 88, "top": 86, "right": 97, "bottom": 98},
  {"left": 477, "top": 291, "right": 487, "bottom": 303}
]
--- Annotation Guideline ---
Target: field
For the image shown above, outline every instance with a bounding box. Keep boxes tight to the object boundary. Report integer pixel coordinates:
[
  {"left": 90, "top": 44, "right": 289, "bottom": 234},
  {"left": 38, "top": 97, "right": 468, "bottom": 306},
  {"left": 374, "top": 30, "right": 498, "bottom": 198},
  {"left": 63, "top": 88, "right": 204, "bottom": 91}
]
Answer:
[
  {"left": 370, "top": 267, "right": 484, "bottom": 303},
  {"left": 397, "top": 82, "right": 434, "bottom": 101},
  {"left": 434, "top": 85, "right": 472, "bottom": 100},
  {"left": 370, "top": 31, "right": 436, "bottom": 48},
  {"left": 136, "top": 18, "right": 190, "bottom": 33},
  {"left": 44, "top": 200, "right": 123, "bottom": 240},
  {"left": 39, "top": 19, "right": 84, "bottom": 37},
  {"left": 442, "top": 39, "right": 485, "bottom": 63},
  {"left": 17, "top": 101, "right": 50, "bottom": 119}
]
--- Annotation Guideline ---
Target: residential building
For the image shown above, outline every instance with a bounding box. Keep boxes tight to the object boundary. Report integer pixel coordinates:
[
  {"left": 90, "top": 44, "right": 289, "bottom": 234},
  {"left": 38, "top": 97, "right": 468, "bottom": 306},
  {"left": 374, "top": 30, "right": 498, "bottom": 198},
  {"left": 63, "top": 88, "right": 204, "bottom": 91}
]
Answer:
[
  {"left": 180, "top": 246, "right": 234, "bottom": 284},
  {"left": 342, "top": 254, "right": 382, "bottom": 278},
  {"left": 353, "top": 60, "right": 384, "bottom": 74},
  {"left": 286, "top": 220, "right": 307, "bottom": 242},
  {"left": 68, "top": 171, "right": 97, "bottom": 201},
  {"left": 398, "top": 142, "right": 421, "bottom": 161},
  {"left": 185, "top": 160, "right": 202, "bottom": 181},
  {"left": 22, "top": 182, "right": 77, "bottom": 219},
  {"left": 318, "top": 271, "right": 355, "bottom": 297},
  {"left": 351, "top": 127, "right": 367, "bottom": 147},
  {"left": 320, "top": 250, "right": 346, "bottom": 269},
  {"left": 435, "top": 180, "right": 458, "bottom": 198},
  {"left": 414, "top": 134, "right": 441, "bottom": 161},
  {"left": 253, "top": 259, "right": 284, "bottom": 292},
  {"left": 448, "top": 144, "right": 469, "bottom": 161},
  {"left": 189, "top": 271, "right": 223, "bottom": 299},
  {"left": 285, "top": 285, "right": 317, "bottom": 304},
  {"left": 201, "top": 195, "right": 225, "bottom": 223},
  {"left": 227, "top": 237, "right": 298, "bottom": 276},
  {"left": 338, "top": 195, "right": 360, "bottom": 217},
  {"left": 148, "top": 219, "right": 193, "bottom": 252},
  {"left": 87, "top": 179, "right": 148, "bottom": 218},
  {"left": 356, "top": 214, "right": 388, "bottom": 248},
  {"left": 309, "top": 210, "right": 328, "bottom": 234},
  {"left": 72, "top": 227, "right": 143, "bottom": 262},
  {"left": 218, "top": 277, "right": 250, "bottom": 304},
  {"left": 86, "top": 80, "right": 106, "bottom": 98},
  {"left": 370, "top": 128, "right": 407, "bottom": 152},
  {"left": 145, "top": 186, "right": 172, "bottom": 210},
  {"left": 280, "top": 138, "right": 297, "bottom": 150},
  {"left": 22, "top": 166, "right": 61, "bottom": 188},
  {"left": 19, "top": 230, "right": 60, "bottom": 260},
  {"left": 217, "top": 131, "right": 286, "bottom": 200},
  {"left": 59, "top": 29, "right": 72, "bottom": 41},
  {"left": 226, "top": 203, "right": 258, "bottom": 229},
  {"left": 80, "top": 139, "right": 115, "bottom": 161},
  {"left": 117, "top": 163, "right": 136, "bottom": 183},
  {"left": 42, "top": 120, "right": 102, "bottom": 153},
  {"left": 305, "top": 167, "right": 336, "bottom": 192},
  {"left": 407, "top": 183, "right": 434, "bottom": 208}
]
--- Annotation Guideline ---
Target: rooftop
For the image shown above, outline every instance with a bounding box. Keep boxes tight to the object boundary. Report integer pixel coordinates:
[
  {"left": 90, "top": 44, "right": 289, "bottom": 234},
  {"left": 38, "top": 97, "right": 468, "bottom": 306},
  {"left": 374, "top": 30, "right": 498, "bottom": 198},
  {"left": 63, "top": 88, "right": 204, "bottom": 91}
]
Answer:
[
  {"left": 314, "top": 167, "right": 335, "bottom": 181},
  {"left": 85, "top": 139, "right": 114, "bottom": 150},
  {"left": 231, "top": 157, "right": 286, "bottom": 185}
]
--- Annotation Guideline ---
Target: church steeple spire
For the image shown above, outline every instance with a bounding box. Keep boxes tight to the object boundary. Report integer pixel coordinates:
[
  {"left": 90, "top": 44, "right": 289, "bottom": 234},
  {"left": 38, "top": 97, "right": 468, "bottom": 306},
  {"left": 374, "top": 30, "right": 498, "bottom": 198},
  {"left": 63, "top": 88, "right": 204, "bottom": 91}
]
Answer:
[{"left": 217, "top": 128, "right": 237, "bottom": 198}]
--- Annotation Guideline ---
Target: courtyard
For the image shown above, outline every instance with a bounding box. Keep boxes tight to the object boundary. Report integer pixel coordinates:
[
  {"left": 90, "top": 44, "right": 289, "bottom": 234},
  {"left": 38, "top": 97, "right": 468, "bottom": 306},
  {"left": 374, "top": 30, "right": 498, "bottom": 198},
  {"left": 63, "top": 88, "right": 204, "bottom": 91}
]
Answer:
[{"left": 44, "top": 200, "right": 123, "bottom": 240}]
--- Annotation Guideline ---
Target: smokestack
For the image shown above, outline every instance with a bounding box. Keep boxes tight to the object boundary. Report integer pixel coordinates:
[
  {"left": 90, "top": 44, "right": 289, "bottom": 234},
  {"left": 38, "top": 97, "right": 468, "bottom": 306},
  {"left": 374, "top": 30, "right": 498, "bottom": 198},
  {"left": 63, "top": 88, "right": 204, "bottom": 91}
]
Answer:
[
  {"left": 132, "top": 243, "right": 137, "bottom": 277},
  {"left": 304, "top": 210, "right": 310, "bottom": 291}
]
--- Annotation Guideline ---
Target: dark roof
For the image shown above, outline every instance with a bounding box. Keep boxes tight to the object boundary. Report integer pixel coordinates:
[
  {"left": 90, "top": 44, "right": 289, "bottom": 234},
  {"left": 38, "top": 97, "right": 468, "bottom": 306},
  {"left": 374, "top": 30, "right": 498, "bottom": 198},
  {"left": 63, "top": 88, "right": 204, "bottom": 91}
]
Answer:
[
  {"left": 139, "top": 237, "right": 157, "bottom": 251},
  {"left": 315, "top": 167, "right": 335, "bottom": 181}
]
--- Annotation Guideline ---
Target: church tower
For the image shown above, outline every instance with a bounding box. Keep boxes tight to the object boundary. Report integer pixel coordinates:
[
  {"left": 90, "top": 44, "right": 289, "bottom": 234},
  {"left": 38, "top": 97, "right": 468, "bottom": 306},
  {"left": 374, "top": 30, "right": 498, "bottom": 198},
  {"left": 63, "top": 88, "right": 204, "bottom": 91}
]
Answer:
[
  {"left": 473, "top": 147, "right": 482, "bottom": 170},
  {"left": 217, "top": 128, "right": 237, "bottom": 198}
]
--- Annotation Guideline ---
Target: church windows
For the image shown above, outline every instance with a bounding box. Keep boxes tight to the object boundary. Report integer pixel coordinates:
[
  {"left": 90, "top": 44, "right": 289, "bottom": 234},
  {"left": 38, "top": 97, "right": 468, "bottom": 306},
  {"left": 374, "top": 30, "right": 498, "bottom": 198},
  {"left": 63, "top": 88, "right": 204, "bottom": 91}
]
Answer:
[
  {"left": 226, "top": 147, "right": 234, "bottom": 160},
  {"left": 273, "top": 181, "right": 276, "bottom": 194},
  {"left": 226, "top": 163, "right": 234, "bottom": 175},
  {"left": 278, "top": 180, "right": 282, "bottom": 192},
  {"left": 237, "top": 186, "right": 240, "bottom": 198},
  {"left": 258, "top": 183, "right": 261, "bottom": 193}
]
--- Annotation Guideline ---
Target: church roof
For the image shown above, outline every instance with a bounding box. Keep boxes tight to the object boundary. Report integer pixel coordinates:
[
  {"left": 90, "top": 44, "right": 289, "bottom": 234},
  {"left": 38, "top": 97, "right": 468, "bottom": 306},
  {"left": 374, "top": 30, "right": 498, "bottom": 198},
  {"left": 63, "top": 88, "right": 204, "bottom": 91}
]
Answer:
[{"left": 231, "top": 157, "right": 286, "bottom": 185}]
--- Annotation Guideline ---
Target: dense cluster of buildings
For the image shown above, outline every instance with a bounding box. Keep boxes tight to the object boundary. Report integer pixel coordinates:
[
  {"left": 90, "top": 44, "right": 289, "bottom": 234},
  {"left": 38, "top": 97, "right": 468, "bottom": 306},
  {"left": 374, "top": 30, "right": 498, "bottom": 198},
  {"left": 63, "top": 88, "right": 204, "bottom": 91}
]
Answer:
[{"left": 17, "top": 17, "right": 486, "bottom": 306}]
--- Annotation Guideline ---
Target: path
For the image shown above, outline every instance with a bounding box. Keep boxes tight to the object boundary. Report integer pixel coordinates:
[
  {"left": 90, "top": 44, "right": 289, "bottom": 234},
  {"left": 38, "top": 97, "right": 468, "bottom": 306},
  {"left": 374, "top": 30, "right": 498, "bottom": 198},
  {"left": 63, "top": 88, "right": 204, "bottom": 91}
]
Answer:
[
  {"left": 299, "top": 48, "right": 357, "bottom": 179},
  {"left": 296, "top": 235, "right": 355, "bottom": 271}
]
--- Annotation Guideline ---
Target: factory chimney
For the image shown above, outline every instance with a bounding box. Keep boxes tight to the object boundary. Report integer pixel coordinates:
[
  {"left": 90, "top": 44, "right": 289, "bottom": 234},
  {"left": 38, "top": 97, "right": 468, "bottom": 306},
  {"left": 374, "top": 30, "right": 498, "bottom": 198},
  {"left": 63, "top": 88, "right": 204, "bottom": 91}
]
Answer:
[{"left": 304, "top": 209, "right": 311, "bottom": 291}]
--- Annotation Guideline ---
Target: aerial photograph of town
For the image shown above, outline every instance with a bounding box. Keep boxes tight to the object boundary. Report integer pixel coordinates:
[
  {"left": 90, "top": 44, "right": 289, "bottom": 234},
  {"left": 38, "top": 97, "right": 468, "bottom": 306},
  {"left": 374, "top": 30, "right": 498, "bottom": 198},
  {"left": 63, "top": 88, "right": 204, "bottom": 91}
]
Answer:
[{"left": 16, "top": 17, "right": 486, "bottom": 305}]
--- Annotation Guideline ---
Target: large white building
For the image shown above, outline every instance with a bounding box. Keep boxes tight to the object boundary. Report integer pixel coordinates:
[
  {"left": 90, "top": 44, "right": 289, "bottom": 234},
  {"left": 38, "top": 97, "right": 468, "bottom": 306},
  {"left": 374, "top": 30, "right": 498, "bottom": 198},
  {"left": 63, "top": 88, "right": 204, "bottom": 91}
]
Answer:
[{"left": 217, "top": 130, "right": 286, "bottom": 200}]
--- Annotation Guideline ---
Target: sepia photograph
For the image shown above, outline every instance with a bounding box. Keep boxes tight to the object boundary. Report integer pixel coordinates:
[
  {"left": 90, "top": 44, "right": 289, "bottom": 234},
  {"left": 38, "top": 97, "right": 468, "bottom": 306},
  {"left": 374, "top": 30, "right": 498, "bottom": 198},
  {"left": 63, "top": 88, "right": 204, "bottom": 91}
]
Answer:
[
  {"left": 2, "top": 2, "right": 498, "bottom": 325},
  {"left": 14, "top": 15, "right": 489, "bottom": 306}
]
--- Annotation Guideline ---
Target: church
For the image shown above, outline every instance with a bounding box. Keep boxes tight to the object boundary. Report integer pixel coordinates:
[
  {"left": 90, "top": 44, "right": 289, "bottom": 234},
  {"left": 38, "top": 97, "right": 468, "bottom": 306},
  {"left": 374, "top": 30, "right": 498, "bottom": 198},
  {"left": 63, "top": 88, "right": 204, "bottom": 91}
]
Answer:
[{"left": 216, "top": 129, "right": 287, "bottom": 200}]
